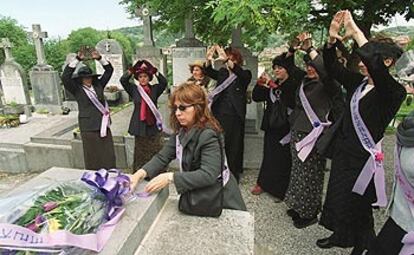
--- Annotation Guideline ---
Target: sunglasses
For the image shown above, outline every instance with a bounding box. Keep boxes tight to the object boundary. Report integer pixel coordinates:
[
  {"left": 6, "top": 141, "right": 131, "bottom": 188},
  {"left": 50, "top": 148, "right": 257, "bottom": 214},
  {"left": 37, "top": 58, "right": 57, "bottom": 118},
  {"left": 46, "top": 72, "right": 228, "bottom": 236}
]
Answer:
[{"left": 172, "top": 104, "right": 194, "bottom": 112}]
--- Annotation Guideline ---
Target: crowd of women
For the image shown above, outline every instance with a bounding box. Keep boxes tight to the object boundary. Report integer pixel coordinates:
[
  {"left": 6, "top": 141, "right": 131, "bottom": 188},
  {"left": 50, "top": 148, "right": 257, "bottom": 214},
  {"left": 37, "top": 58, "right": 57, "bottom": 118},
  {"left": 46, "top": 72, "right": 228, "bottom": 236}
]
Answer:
[{"left": 61, "top": 9, "right": 414, "bottom": 255}]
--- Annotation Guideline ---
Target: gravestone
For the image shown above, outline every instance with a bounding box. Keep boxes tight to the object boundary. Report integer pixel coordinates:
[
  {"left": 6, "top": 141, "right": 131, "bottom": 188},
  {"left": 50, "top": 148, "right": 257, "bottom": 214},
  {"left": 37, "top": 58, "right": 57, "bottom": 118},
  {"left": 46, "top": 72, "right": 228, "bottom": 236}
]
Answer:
[
  {"left": 172, "top": 10, "right": 206, "bottom": 87},
  {"left": 230, "top": 27, "right": 261, "bottom": 134},
  {"left": 95, "top": 39, "right": 128, "bottom": 103},
  {"left": 28, "top": 24, "right": 63, "bottom": 114},
  {"left": 0, "top": 38, "right": 31, "bottom": 106},
  {"left": 134, "top": 5, "right": 169, "bottom": 130}
]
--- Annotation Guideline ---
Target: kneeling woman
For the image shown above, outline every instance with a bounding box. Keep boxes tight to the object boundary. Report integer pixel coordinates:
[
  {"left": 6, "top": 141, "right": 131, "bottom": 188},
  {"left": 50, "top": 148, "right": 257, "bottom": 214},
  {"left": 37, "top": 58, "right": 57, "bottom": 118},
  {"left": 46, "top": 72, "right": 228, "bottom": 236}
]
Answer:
[{"left": 130, "top": 82, "right": 246, "bottom": 213}]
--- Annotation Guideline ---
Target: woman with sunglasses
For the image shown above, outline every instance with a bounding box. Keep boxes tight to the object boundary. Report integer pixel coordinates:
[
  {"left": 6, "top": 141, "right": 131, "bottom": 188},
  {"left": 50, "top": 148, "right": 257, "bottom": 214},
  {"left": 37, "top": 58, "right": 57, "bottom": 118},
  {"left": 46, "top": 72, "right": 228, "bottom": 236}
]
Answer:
[{"left": 129, "top": 82, "right": 246, "bottom": 212}]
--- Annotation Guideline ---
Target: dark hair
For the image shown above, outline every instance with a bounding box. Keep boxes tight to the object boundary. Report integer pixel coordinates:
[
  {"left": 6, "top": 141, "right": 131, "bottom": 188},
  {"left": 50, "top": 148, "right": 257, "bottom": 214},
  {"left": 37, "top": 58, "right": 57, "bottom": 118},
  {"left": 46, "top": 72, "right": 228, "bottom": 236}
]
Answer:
[
  {"left": 369, "top": 35, "right": 403, "bottom": 65},
  {"left": 224, "top": 47, "right": 243, "bottom": 65},
  {"left": 169, "top": 82, "right": 223, "bottom": 133},
  {"left": 189, "top": 64, "right": 205, "bottom": 74}
]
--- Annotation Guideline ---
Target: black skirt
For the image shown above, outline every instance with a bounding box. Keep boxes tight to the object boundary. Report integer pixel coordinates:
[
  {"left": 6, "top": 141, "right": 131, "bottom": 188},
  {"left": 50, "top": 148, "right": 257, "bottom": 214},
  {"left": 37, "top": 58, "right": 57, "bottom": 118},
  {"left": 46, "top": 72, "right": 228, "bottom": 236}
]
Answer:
[
  {"left": 257, "top": 130, "right": 292, "bottom": 199},
  {"left": 81, "top": 129, "right": 116, "bottom": 170},
  {"left": 319, "top": 142, "right": 376, "bottom": 249},
  {"left": 366, "top": 217, "right": 406, "bottom": 255},
  {"left": 133, "top": 133, "right": 162, "bottom": 172}
]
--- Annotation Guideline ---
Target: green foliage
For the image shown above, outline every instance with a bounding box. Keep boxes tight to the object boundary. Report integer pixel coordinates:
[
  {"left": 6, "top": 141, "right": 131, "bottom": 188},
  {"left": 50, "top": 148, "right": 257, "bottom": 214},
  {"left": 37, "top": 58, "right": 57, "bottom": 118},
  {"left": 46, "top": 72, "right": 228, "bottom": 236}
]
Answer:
[
  {"left": 310, "top": 0, "right": 414, "bottom": 36},
  {"left": 45, "top": 39, "right": 70, "bottom": 71},
  {"left": 66, "top": 27, "right": 104, "bottom": 53}
]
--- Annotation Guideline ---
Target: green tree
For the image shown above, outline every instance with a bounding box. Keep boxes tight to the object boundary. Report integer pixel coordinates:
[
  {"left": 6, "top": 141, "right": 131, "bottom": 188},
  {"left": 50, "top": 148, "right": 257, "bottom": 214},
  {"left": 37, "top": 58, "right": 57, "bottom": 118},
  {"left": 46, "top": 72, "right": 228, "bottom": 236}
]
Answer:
[
  {"left": 310, "top": 0, "right": 414, "bottom": 37},
  {"left": 66, "top": 27, "right": 104, "bottom": 53},
  {"left": 119, "top": 0, "right": 311, "bottom": 51},
  {"left": 45, "top": 39, "right": 70, "bottom": 71}
]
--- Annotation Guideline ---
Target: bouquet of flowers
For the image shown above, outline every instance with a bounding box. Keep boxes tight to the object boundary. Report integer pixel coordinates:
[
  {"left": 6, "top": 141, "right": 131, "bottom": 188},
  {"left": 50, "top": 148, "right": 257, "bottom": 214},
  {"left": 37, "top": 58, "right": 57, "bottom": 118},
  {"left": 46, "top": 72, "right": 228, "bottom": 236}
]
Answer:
[{"left": 0, "top": 169, "right": 131, "bottom": 255}]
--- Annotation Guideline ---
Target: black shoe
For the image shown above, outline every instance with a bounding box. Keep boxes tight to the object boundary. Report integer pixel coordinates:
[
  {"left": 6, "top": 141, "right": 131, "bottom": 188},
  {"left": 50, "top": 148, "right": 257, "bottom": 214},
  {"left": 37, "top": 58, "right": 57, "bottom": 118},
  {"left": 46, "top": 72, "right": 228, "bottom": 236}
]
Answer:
[
  {"left": 286, "top": 209, "right": 300, "bottom": 220},
  {"left": 293, "top": 216, "right": 317, "bottom": 229},
  {"left": 316, "top": 237, "right": 337, "bottom": 249}
]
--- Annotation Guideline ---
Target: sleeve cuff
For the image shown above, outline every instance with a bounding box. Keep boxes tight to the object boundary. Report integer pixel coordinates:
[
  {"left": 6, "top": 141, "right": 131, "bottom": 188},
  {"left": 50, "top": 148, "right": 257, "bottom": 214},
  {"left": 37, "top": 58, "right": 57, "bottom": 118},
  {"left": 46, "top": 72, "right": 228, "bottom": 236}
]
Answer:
[
  {"left": 68, "top": 59, "right": 80, "bottom": 68},
  {"left": 99, "top": 56, "right": 110, "bottom": 66}
]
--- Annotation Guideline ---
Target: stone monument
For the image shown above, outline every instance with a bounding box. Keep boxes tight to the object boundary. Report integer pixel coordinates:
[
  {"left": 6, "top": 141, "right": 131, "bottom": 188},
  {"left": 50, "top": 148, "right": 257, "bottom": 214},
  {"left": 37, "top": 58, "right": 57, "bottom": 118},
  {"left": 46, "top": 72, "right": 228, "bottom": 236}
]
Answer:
[
  {"left": 29, "top": 24, "right": 63, "bottom": 114},
  {"left": 172, "top": 10, "right": 206, "bottom": 87},
  {"left": 95, "top": 39, "right": 128, "bottom": 103},
  {"left": 0, "top": 38, "right": 31, "bottom": 106}
]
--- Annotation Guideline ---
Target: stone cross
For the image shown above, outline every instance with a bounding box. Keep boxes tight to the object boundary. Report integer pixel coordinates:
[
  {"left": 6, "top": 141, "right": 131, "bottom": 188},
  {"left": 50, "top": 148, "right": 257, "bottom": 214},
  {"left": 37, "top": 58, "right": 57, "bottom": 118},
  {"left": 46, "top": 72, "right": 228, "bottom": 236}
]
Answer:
[
  {"left": 231, "top": 27, "right": 243, "bottom": 48},
  {"left": 184, "top": 11, "right": 195, "bottom": 39},
  {"left": 28, "top": 24, "right": 48, "bottom": 66},
  {"left": 135, "top": 5, "right": 155, "bottom": 47},
  {"left": 0, "top": 38, "right": 13, "bottom": 61}
]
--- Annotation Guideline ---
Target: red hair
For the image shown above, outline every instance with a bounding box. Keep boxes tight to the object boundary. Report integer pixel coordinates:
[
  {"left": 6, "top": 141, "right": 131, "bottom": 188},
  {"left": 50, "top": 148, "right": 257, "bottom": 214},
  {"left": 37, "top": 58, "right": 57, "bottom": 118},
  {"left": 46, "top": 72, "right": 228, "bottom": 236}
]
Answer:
[
  {"left": 225, "top": 47, "right": 243, "bottom": 65},
  {"left": 169, "top": 82, "right": 223, "bottom": 133}
]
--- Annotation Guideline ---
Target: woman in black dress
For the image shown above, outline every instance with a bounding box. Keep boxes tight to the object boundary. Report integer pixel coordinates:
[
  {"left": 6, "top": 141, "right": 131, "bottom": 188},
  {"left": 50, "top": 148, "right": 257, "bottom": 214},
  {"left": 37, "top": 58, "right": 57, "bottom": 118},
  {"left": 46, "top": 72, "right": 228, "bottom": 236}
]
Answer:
[
  {"left": 120, "top": 60, "right": 167, "bottom": 172},
  {"left": 317, "top": 11, "right": 406, "bottom": 255},
  {"left": 61, "top": 49, "right": 116, "bottom": 170},
  {"left": 250, "top": 52, "right": 304, "bottom": 201}
]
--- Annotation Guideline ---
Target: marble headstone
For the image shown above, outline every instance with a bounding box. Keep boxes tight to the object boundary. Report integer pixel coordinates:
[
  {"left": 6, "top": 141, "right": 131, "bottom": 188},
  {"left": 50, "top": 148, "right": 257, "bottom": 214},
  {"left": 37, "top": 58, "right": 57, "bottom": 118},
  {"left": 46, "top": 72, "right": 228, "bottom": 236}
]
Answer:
[{"left": 0, "top": 38, "right": 30, "bottom": 106}]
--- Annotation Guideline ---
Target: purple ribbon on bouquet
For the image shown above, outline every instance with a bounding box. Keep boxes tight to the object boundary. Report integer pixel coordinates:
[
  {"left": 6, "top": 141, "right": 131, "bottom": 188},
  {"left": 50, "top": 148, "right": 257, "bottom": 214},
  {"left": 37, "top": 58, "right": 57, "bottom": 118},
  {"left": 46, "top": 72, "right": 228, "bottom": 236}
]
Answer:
[
  {"left": 136, "top": 83, "right": 172, "bottom": 134},
  {"left": 82, "top": 86, "right": 110, "bottom": 137},
  {"left": 81, "top": 169, "right": 130, "bottom": 220},
  {"left": 395, "top": 144, "right": 414, "bottom": 255},
  {"left": 351, "top": 81, "right": 387, "bottom": 207},
  {"left": 207, "top": 73, "right": 237, "bottom": 108},
  {"left": 0, "top": 209, "right": 125, "bottom": 252},
  {"left": 295, "top": 83, "right": 331, "bottom": 161}
]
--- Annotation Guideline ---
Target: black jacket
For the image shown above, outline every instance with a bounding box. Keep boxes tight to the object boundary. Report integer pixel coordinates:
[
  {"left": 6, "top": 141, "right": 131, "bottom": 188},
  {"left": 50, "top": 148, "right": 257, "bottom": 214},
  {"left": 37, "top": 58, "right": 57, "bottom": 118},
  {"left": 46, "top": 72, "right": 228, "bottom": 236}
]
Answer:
[
  {"left": 61, "top": 62, "right": 113, "bottom": 132},
  {"left": 290, "top": 54, "right": 341, "bottom": 133},
  {"left": 120, "top": 72, "right": 167, "bottom": 137},
  {"left": 323, "top": 41, "right": 406, "bottom": 159},
  {"left": 204, "top": 64, "right": 252, "bottom": 120}
]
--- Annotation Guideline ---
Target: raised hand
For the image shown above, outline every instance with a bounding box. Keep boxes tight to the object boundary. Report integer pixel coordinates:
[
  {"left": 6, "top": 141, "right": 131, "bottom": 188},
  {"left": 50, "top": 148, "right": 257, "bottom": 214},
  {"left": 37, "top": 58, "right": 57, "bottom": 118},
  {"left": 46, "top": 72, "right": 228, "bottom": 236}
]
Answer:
[
  {"left": 206, "top": 46, "right": 215, "bottom": 61},
  {"left": 343, "top": 10, "right": 361, "bottom": 41},
  {"left": 215, "top": 45, "right": 228, "bottom": 61},
  {"left": 289, "top": 37, "right": 301, "bottom": 51},
  {"left": 298, "top": 32, "right": 313, "bottom": 51},
  {"left": 91, "top": 48, "right": 101, "bottom": 60},
  {"left": 329, "top": 11, "right": 345, "bottom": 43}
]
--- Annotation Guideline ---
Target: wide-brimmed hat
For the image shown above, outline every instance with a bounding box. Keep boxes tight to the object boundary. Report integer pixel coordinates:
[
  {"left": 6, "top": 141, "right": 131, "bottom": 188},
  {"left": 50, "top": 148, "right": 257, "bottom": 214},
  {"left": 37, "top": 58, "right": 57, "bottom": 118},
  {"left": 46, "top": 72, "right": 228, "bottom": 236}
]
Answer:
[
  {"left": 272, "top": 52, "right": 293, "bottom": 71},
  {"left": 189, "top": 60, "right": 205, "bottom": 71},
  {"left": 130, "top": 60, "right": 158, "bottom": 81},
  {"left": 72, "top": 66, "right": 100, "bottom": 79}
]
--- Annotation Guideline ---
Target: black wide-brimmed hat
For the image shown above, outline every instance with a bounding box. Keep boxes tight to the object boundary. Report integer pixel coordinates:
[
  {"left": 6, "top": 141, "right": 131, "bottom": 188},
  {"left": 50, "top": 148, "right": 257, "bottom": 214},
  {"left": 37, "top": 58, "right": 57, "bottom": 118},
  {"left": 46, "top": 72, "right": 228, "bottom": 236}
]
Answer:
[{"left": 72, "top": 66, "right": 101, "bottom": 79}]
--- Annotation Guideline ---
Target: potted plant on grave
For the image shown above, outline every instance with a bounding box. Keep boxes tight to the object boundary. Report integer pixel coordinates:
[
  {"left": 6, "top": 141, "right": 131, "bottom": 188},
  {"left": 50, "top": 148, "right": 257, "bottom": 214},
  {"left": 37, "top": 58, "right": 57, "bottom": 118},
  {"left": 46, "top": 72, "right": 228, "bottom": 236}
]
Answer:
[
  {"left": 104, "top": 85, "right": 120, "bottom": 102},
  {"left": 0, "top": 114, "right": 20, "bottom": 128},
  {"left": 3, "top": 101, "right": 25, "bottom": 115}
]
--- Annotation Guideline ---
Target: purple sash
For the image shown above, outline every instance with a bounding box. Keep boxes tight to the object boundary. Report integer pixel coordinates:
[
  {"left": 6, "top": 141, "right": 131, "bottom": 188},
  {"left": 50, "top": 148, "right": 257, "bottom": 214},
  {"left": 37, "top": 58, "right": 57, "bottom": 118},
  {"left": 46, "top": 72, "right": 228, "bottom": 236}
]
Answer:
[
  {"left": 176, "top": 135, "right": 230, "bottom": 186},
  {"left": 295, "top": 83, "right": 331, "bottom": 161},
  {"left": 82, "top": 86, "right": 110, "bottom": 137},
  {"left": 395, "top": 145, "right": 414, "bottom": 255},
  {"left": 351, "top": 81, "right": 387, "bottom": 207},
  {"left": 207, "top": 73, "right": 237, "bottom": 108},
  {"left": 136, "top": 83, "right": 171, "bottom": 134}
]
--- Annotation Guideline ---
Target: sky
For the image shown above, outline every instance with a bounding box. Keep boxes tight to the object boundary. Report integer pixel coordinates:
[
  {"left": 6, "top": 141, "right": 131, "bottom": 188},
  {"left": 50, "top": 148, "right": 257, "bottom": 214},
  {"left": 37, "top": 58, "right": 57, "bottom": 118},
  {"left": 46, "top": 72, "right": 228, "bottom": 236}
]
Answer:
[
  {"left": 0, "top": 0, "right": 138, "bottom": 39},
  {"left": 0, "top": 0, "right": 413, "bottom": 39}
]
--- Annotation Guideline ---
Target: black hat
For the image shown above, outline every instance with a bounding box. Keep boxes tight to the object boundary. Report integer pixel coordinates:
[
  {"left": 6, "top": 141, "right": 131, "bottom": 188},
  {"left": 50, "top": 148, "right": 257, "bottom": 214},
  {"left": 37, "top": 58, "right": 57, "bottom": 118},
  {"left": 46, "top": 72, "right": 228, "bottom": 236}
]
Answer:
[
  {"left": 373, "top": 41, "right": 403, "bottom": 61},
  {"left": 72, "top": 66, "right": 101, "bottom": 79},
  {"left": 272, "top": 52, "right": 294, "bottom": 71}
]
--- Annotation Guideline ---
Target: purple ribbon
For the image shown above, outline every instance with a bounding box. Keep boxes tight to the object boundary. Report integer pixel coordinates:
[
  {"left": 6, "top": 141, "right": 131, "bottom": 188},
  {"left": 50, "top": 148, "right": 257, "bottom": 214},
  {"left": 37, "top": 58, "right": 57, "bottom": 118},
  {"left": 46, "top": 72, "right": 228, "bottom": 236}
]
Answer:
[
  {"left": 295, "top": 83, "right": 331, "bottom": 161},
  {"left": 176, "top": 134, "right": 229, "bottom": 185},
  {"left": 136, "top": 83, "right": 172, "bottom": 134},
  {"left": 395, "top": 144, "right": 414, "bottom": 255},
  {"left": 81, "top": 169, "right": 130, "bottom": 220},
  {"left": 82, "top": 87, "right": 110, "bottom": 137},
  {"left": 0, "top": 209, "right": 124, "bottom": 252},
  {"left": 351, "top": 80, "right": 387, "bottom": 207},
  {"left": 208, "top": 73, "right": 237, "bottom": 108},
  {"left": 401, "top": 231, "right": 414, "bottom": 255}
]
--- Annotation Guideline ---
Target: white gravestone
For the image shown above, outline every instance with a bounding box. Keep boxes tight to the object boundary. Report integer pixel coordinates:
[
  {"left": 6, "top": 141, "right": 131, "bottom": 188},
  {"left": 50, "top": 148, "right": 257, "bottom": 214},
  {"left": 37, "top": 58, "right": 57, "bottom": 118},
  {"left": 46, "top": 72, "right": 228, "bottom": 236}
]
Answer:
[{"left": 0, "top": 38, "right": 30, "bottom": 105}]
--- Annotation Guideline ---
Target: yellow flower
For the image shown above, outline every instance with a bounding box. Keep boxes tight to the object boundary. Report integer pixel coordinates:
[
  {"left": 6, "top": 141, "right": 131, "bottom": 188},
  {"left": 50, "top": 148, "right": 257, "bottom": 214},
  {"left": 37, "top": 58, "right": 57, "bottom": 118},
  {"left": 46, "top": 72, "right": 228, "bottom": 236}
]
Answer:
[{"left": 48, "top": 218, "right": 61, "bottom": 233}]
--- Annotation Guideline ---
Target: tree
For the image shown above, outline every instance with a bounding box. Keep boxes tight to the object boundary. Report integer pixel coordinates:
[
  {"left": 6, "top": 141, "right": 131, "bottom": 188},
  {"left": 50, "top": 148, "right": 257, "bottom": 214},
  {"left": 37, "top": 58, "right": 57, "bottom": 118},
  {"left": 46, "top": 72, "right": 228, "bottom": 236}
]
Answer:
[
  {"left": 66, "top": 27, "right": 104, "bottom": 53},
  {"left": 309, "top": 0, "right": 414, "bottom": 38},
  {"left": 119, "top": 0, "right": 311, "bottom": 51}
]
